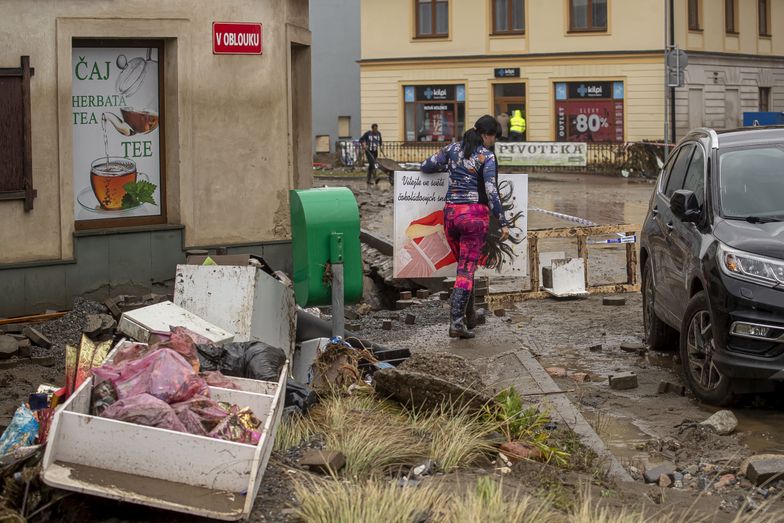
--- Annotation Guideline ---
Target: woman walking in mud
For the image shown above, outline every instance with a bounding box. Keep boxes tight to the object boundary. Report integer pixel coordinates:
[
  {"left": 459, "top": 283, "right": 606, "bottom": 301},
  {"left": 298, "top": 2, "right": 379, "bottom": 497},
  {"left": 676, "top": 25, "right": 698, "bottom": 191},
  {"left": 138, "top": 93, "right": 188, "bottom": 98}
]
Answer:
[{"left": 420, "top": 115, "right": 510, "bottom": 339}]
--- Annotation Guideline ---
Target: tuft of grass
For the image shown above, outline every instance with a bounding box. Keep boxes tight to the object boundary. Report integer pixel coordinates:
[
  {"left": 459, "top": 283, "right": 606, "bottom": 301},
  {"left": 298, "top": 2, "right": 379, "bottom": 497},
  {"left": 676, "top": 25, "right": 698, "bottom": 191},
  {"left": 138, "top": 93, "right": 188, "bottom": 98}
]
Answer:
[
  {"left": 310, "top": 393, "right": 426, "bottom": 479},
  {"left": 294, "top": 479, "right": 447, "bottom": 523},
  {"left": 446, "top": 477, "right": 559, "bottom": 523},
  {"left": 274, "top": 411, "right": 316, "bottom": 452},
  {"left": 409, "top": 402, "right": 498, "bottom": 473}
]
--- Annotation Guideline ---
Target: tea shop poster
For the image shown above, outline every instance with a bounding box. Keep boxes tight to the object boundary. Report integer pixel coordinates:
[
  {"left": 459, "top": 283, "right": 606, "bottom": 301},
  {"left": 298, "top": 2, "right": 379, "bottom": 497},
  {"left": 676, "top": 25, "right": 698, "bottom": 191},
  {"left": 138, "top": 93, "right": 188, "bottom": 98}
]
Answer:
[
  {"left": 72, "top": 47, "right": 161, "bottom": 222},
  {"left": 393, "top": 171, "right": 528, "bottom": 279}
]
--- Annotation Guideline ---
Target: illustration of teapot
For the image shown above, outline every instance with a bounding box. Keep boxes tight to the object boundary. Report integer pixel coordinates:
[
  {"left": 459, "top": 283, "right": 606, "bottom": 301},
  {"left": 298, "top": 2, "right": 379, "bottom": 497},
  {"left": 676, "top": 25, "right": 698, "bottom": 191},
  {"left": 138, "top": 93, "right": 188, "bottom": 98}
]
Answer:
[{"left": 102, "top": 48, "right": 159, "bottom": 136}]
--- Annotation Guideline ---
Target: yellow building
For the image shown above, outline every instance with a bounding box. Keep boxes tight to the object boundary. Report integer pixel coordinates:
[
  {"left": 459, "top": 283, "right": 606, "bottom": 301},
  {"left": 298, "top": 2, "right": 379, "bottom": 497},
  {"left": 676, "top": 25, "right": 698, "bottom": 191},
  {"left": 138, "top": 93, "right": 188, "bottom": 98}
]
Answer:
[{"left": 360, "top": 0, "right": 783, "bottom": 144}]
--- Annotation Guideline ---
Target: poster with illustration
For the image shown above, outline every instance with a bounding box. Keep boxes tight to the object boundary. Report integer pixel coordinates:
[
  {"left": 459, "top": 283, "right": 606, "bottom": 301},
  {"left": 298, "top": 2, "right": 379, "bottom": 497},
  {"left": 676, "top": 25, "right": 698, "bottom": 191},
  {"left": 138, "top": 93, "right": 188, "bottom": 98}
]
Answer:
[
  {"left": 72, "top": 47, "right": 162, "bottom": 222},
  {"left": 393, "top": 171, "right": 528, "bottom": 279}
]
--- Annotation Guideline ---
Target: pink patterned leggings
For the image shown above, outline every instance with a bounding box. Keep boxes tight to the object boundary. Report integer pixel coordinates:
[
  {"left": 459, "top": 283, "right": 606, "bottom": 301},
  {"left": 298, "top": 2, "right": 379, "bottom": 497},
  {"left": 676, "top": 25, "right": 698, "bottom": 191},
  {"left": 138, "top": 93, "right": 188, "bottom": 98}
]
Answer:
[{"left": 443, "top": 203, "right": 489, "bottom": 292}]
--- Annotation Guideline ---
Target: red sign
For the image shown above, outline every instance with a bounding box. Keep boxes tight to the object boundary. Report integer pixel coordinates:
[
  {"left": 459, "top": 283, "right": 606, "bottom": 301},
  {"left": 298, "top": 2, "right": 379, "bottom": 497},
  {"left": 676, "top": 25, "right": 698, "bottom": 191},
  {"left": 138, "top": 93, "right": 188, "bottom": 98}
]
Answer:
[
  {"left": 555, "top": 100, "right": 624, "bottom": 143},
  {"left": 213, "top": 22, "right": 262, "bottom": 55}
]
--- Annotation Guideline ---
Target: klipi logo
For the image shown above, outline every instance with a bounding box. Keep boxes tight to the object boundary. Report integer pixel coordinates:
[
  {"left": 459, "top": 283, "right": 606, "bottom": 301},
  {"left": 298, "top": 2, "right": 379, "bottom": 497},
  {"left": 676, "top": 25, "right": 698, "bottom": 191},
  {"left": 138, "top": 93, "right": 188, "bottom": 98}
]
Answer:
[
  {"left": 577, "top": 84, "right": 588, "bottom": 97},
  {"left": 577, "top": 84, "right": 604, "bottom": 97},
  {"left": 424, "top": 87, "right": 433, "bottom": 100}
]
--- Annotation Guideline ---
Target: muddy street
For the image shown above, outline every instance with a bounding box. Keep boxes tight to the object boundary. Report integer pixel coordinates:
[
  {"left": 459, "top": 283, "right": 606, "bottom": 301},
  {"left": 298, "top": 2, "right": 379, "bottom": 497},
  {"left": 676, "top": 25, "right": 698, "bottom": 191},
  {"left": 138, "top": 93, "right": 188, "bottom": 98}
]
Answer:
[{"left": 322, "top": 169, "right": 784, "bottom": 492}]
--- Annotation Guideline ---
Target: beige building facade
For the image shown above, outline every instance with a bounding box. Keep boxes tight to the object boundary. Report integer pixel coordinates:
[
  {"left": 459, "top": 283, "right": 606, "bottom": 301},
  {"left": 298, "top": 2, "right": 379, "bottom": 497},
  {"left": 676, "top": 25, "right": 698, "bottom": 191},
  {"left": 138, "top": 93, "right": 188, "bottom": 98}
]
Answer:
[
  {"left": 360, "top": 0, "right": 783, "bottom": 144},
  {"left": 0, "top": 0, "right": 311, "bottom": 315}
]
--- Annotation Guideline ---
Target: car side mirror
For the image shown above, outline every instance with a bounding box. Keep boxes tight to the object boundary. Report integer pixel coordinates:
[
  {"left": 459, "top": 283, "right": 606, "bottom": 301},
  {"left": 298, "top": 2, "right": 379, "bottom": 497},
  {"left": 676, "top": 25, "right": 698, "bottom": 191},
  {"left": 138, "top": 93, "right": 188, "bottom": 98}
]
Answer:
[{"left": 670, "top": 189, "right": 701, "bottom": 223}]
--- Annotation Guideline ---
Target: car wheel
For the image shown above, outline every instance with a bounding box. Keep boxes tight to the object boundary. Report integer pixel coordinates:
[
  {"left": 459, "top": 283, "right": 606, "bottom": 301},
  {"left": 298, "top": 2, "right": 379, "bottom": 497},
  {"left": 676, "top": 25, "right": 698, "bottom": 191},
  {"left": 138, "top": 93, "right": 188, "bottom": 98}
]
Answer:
[
  {"left": 680, "top": 291, "right": 734, "bottom": 406},
  {"left": 642, "top": 259, "right": 678, "bottom": 351}
]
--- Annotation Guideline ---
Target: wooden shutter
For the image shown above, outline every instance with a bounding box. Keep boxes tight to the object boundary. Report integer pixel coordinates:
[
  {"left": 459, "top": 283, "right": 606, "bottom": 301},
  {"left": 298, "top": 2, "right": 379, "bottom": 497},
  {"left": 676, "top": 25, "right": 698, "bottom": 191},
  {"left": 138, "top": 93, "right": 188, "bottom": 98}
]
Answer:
[{"left": 0, "top": 56, "right": 35, "bottom": 211}]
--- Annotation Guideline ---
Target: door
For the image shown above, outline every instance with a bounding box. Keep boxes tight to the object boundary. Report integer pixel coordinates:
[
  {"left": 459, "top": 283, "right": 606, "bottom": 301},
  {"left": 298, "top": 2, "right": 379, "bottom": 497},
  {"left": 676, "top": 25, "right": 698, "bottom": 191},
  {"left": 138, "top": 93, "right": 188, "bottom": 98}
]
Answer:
[
  {"left": 651, "top": 143, "right": 695, "bottom": 321},
  {"left": 493, "top": 83, "right": 526, "bottom": 138},
  {"left": 669, "top": 144, "right": 706, "bottom": 319}
]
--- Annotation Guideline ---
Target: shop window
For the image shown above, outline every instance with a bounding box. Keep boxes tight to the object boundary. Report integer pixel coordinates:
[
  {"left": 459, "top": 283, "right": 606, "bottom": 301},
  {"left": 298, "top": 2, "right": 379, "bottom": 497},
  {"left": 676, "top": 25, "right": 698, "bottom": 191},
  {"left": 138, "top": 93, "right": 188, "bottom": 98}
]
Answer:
[
  {"left": 416, "top": 0, "right": 449, "bottom": 38},
  {"left": 493, "top": 0, "right": 525, "bottom": 34},
  {"left": 338, "top": 116, "right": 351, "bottom": 138},
  {"left": 72, "top": 40, "right": 166, "bottom": 229},
  {"left": 554, "top": 81, "right": 625, "bottom": 143},
  {"left": 0, "top": 56, "right": 36, "bottom": 211},
  {"left": 759, "top": 87, "right": 771, "bottom": 112},
  {"left": 725, "top": 0, "right": 738, "bottom": 34},
  {"left": 759, "top": 0, "right": 771, "bottom": 36},
  {"left": 493, "top": 83, "right": 526, "bottom": 128},
  {"left": 688, "top": 0, "right": 702, "bottom": 31},
  {"left": 569, "top": 0, "right": 607, "bottom": 33},
  {"left": 404, "top": 84, "right": 465, "bottom": 142}
]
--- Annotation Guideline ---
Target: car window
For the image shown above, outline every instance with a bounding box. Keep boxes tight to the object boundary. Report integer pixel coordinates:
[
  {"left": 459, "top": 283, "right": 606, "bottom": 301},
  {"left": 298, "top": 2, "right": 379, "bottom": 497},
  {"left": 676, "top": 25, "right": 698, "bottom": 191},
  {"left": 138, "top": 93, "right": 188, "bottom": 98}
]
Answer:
[
  {"left": 659, "top": 147, "right": 682, "bottom": 193},
  {"left": 719, "top": 144, "right": 784, "bottom": 219},
  {"left": 682, "top": 146, "right": 705, "bottom": 207},
  {"left": 664, "top": 144, "right": 695, "bottom": 198}
]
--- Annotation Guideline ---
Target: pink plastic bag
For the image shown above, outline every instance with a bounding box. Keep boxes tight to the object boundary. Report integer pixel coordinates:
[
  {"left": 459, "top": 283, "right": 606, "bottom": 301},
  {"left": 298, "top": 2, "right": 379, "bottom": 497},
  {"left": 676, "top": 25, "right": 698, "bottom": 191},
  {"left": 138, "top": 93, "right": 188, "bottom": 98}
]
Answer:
[
  {"left": 111, "top": 342, "right": 151, "bottom": 366},
  {"left": 200, "top": 371, "right": 239, "bottom": 390},
  {"left": 101, "top": 393, "right": 187, "bottom": 433},
  {"left": 93, "top": 348, "right": 208, "bottom": 404},
  {"left": 172, "top": 396, "right": 229, "bottom": 435}
]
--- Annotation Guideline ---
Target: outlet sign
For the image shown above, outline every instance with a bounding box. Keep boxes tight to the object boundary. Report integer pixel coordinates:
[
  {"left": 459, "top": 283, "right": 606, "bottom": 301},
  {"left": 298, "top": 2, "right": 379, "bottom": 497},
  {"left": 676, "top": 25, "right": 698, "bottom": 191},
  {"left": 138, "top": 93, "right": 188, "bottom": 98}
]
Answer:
[{"left": 213, "top": 22, "right": 263, "bottom": 55}]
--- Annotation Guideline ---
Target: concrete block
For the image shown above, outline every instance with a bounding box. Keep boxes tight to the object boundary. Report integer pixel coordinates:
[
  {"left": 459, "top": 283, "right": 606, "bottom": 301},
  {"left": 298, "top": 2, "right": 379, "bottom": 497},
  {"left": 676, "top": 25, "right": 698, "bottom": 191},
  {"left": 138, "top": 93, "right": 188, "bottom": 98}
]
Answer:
[
  {"left": 17, "top": 339, "right": 31, "bottom": 358},
  {"left": 493, "top": 308, "right": 506, "bottom": 317},
  {"left": 396, "top": 300, "right": 413, "bottom": 310},
  {"left": 300, "top": 450, "right": 346, "bottom": 474},
  {"left": 643, "top": 463, "right": 675, "bottom": 484},
  {"left": 416, "top": 289, "right": 430, "bottom": 299},
  {"left": 405, "top": 313, "right": 416, "bottom": 325},
  {"left": 0, "top": 335, "right": 19, "bottom": 359},
  {"left": 382, "top": 320, "right": 392, "bottom": 330},
  {"left": 741, "top": 455, "right": 784, "bottom": 486},
  {"left": 657, "top": 381, "right": 686, "bottom": 396},
  {"left": 603, "top": 296, "right": 627, "bottom": 306},
  {"left": 23, "top": 327, "right": 52, "bottom": 349},
  {"left": 0, "top": 324, "right": 26, "bottom": 334},
  {"left": 399, "top": 291, "right": 412, "bottom": 300},
  {"left": 609, "top": 371, "right": 638, "bottom": 390}
]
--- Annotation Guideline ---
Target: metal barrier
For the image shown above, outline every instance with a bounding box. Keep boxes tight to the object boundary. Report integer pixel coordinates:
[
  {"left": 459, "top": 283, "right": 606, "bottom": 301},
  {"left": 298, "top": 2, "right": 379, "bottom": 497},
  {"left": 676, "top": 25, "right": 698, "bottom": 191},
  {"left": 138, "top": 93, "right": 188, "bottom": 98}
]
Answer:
[{"left": 372, "top": 141, "right": 664, "bottom": 176}]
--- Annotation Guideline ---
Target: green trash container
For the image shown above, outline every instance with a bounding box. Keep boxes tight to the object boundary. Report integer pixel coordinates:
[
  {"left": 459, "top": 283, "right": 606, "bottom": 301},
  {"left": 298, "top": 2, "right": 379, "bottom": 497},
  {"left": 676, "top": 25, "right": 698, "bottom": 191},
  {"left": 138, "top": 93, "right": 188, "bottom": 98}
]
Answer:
[{"left": 289, "top": 187, "right": 363, "bottom": 307}]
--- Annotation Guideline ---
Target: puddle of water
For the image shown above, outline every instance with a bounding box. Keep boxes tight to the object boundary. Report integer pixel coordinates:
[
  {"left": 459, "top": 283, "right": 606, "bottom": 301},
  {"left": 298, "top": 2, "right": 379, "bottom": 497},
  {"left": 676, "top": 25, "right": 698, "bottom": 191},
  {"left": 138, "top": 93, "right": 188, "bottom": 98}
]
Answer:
[
  {"left": 583, "top": 411, "right": 652, "bottom": 462},
  {"left": 736, "top": 410, "right": 784, "bottom": 453}
]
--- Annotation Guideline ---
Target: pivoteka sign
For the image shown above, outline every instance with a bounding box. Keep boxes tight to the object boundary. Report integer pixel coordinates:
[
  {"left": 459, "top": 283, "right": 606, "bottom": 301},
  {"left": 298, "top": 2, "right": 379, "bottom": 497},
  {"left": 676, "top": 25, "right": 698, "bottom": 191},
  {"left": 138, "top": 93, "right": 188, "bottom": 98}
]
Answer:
[
  {"left": 213, "top": 22, "right": 263, "bottom": 54},
  {"left": 496, "top": 142, "right": 587, "bottom": 167}
]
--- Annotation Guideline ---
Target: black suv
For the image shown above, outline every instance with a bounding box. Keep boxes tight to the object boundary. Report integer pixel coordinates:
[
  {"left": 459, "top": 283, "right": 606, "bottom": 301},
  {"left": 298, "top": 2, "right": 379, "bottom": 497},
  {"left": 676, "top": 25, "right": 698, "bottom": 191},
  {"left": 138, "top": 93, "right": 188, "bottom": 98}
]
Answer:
[{"left": 640, "top": 126, "right": 784, "bottom": 405}]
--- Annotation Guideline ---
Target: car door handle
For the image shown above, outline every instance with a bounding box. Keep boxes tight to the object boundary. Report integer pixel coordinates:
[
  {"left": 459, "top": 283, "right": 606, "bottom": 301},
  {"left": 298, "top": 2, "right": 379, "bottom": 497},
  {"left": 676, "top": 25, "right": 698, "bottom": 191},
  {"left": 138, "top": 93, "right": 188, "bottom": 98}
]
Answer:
[
  {"left": 666, "top": 222, "right": 674, "bottom": 233},
  {"left": 651, "top": 206, "right": 659, "bottom": 218}
]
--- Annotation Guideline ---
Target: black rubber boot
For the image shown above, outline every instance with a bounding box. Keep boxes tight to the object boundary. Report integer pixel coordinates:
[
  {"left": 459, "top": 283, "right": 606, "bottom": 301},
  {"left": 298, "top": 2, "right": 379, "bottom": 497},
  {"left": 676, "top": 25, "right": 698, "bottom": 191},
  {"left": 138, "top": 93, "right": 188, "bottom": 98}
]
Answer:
[{"left": 449, "top": 288, "right": 475, "bottom": 339}]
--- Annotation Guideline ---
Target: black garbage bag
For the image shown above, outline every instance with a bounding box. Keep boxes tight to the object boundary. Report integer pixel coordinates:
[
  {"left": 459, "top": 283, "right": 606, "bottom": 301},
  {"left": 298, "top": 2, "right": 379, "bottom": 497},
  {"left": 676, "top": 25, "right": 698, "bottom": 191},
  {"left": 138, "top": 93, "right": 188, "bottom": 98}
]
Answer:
[
  {"left": 197, "top": 341, "right": 286, "bottom": 382},
  {"left": 285, "top": 379, "right": 317, "bottom": 413}
]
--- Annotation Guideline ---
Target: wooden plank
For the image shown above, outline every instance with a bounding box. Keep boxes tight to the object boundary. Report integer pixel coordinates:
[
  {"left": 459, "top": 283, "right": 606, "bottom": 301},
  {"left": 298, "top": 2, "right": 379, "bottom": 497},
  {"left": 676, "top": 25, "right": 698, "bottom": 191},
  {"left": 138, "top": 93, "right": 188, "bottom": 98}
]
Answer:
[
  {"left": 530, "top": 224, "right": 640, "bottom": 240},
  {"left": 626, "top": 230, "right": 638, "bottom": 285},
  {"left": 528, "top": 236, "right": 540, "bottom": 291},
  {"left": 576, "top": 234, "right": 589, "bottom": 286},
  {"left": 0, "top": 312, "right": 66, "bottom": 325}
]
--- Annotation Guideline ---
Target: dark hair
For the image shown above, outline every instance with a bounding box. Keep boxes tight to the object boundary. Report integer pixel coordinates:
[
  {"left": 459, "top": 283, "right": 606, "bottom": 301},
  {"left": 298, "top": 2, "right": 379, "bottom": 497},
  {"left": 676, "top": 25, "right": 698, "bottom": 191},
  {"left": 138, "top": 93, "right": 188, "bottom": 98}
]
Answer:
[
  {"left": 461, "top": 115, "right": 501, "bottom": 157},
  {"left": 371, "top": 123, "right": 378, "bottom": 129}
]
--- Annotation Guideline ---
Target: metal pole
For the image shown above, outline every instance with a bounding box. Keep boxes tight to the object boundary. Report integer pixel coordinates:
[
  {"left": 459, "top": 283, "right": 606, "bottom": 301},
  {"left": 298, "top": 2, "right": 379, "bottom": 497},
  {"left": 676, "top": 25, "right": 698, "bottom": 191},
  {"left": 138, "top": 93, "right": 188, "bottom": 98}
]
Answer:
[
  {"left": 669, "top": 0, "right": 676, "bottom": 145},
  {"left": 331, "top": 263, "right": 345, "bottom": 338},
  {"left": 664, "top": 0, "right": 670, "bottom": 159}
]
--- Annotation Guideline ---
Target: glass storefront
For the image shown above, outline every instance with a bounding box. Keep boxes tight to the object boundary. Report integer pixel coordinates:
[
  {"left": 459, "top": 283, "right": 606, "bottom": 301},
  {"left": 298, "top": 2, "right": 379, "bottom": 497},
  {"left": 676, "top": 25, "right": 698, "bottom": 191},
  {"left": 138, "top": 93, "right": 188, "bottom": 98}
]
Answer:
[
  {"left": 404, "top": 84, "right": 465, "bottom": 142},
  {"left": 554, "top": 81, "right": 625, "bottom": 143}
]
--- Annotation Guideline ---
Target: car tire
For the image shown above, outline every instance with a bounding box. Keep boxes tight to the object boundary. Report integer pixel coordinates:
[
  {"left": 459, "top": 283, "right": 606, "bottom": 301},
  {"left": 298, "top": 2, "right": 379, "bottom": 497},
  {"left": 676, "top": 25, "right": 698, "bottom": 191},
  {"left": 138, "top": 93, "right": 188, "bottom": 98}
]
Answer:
[
  {"left": 642, "top": 259, "right": 679, "bottom": 352},
  {"left": 679, "top": 291, "right": 735, "bottom": 406}
]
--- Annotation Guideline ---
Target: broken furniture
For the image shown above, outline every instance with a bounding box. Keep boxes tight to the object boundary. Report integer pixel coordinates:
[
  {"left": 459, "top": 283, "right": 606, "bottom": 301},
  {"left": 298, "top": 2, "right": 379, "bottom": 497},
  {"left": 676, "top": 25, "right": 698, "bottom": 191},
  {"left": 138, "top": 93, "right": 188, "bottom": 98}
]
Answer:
[
  {"left": 42, "top": 340, "right": 287, "bottom": 520},
  {"left": 117, "top": 301, "right": 233, "bottom": 344}
]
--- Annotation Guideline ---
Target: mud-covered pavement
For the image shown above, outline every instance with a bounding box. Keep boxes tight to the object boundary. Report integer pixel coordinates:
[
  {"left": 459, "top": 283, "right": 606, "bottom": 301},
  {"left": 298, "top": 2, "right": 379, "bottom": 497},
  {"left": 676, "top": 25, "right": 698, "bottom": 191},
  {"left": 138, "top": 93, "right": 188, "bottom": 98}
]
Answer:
[{"left": 321, "top": 169, "right": 784, "bottom": 516}]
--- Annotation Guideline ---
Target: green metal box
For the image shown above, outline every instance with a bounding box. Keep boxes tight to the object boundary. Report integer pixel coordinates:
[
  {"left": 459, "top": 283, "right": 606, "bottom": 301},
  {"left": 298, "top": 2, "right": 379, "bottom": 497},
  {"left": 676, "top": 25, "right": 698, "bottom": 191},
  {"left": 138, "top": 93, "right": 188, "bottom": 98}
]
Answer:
[{"left": 289, "top": 188, "right": 363, "bottom": 307}]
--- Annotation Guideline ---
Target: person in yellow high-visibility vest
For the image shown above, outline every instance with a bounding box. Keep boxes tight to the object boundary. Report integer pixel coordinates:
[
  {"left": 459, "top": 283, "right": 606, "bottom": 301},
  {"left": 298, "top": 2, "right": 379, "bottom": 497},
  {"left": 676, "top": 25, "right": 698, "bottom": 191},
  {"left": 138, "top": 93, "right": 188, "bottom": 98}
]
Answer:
[{"left": 509, "top": 109, "right": 526, "bottom": 141}]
